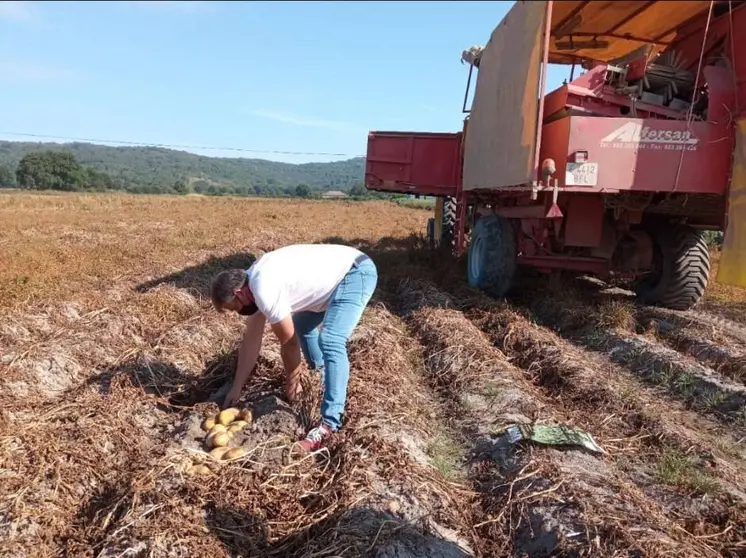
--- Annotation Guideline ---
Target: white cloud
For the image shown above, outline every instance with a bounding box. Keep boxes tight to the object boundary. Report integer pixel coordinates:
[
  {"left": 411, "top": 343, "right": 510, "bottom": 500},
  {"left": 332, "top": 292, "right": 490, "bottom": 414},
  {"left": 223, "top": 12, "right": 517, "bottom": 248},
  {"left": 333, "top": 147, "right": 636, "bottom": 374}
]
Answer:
[
  {"left": 0, "top": 61, "right": 75, "bottom": 83},
  {"left": 0, "top": 1, "right": 38, "bottom": 22},
  {"left": 250, "top": 109, "right": 359, "bottom": 133}
]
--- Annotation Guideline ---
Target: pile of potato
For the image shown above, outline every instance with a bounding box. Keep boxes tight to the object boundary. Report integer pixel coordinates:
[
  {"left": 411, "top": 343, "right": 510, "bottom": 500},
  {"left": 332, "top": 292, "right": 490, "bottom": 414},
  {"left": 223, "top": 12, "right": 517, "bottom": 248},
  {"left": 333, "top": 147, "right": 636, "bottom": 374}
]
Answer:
[{"left": 186, "top": 407, "right": 253, "bottom": 476}]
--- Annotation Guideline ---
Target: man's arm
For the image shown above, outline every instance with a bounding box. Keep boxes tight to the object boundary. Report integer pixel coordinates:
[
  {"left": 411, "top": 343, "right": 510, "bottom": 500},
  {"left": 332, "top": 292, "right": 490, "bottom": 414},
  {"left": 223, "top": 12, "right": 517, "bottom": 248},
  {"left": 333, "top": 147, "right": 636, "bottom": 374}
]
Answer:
[
  {"left": 224, "top": 312, "right": 266, "bottom": 408},
  {"left": 270, "top": 316, "right": 303, "bottom": 403}
]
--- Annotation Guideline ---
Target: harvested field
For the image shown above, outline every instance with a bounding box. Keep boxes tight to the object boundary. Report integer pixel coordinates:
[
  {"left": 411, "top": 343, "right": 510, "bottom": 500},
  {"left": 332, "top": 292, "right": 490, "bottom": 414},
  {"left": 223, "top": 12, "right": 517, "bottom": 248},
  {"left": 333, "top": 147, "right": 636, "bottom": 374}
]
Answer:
[
  {"left": 396, "top": 280, "right": 746, "bottom": 557},
  {"left": 2, "top": 191, "right": 746, "bottom": 557},
  {"left": 508, "top": 277, "right": 746, "bottom": 429}
]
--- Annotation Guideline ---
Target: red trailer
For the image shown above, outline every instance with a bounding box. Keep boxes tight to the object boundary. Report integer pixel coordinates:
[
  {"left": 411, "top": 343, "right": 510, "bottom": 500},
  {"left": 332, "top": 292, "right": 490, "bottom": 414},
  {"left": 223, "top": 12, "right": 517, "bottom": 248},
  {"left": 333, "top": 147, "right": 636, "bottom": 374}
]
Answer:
[{"left": 365, "top": 0, "right": 746, "bottom": 310}]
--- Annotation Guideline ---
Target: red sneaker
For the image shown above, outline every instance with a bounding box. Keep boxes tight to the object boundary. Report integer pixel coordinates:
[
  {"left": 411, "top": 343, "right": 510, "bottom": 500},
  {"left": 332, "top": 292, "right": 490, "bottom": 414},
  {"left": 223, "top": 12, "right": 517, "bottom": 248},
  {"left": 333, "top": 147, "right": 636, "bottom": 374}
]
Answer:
[{"left": 298, "top": 423, "right": 333, "bottom": 452}]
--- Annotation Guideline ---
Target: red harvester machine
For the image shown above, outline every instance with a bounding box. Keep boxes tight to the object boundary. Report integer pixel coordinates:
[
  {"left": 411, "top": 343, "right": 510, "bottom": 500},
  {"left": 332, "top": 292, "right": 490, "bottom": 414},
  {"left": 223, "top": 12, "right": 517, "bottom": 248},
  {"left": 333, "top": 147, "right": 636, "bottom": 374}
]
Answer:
[{"left": 365, "top": 0, "right": 746, "bottom": 310}]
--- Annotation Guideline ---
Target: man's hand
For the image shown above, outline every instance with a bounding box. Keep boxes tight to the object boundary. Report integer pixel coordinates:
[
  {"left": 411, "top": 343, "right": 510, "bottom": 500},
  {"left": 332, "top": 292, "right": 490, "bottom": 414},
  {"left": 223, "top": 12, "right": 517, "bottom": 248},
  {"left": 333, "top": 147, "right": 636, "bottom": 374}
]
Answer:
[{"left": 223, "top": 384, "right": 242, "bottom": 409}]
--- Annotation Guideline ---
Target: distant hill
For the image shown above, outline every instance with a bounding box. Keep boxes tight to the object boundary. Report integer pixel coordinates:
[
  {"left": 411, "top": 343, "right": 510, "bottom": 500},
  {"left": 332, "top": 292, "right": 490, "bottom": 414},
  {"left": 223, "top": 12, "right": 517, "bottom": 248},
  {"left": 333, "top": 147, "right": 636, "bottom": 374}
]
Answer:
[{"left": 0, "top": 141, "right": 365, "bottom": 195}]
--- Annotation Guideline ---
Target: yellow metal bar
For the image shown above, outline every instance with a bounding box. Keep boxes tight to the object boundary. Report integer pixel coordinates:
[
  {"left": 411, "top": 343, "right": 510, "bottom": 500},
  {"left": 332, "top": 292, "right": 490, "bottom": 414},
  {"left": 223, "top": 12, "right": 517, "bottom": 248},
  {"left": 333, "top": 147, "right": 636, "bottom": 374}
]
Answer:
[{"left": 717, "top": 119, "right": 746, "bottom": 288}]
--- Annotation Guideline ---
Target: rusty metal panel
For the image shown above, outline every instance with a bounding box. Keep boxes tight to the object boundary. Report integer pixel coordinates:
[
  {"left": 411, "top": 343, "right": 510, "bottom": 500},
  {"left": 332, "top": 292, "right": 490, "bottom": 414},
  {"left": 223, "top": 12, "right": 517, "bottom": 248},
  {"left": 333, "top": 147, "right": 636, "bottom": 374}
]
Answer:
[
  {"left": 547, "top": 116, "right": 733, "bottom": 194},
  {"left": 365, "top": 131, "right": 461, "bottom": 197},
  {"left": 717, "top": 119, "right": 746, "bottom": 288},
  {"left": 564, "top": 194, "right": 605, "bottom": 248},
  {"left": 463, "top": 1, "right": 547, "bottom": 191}
]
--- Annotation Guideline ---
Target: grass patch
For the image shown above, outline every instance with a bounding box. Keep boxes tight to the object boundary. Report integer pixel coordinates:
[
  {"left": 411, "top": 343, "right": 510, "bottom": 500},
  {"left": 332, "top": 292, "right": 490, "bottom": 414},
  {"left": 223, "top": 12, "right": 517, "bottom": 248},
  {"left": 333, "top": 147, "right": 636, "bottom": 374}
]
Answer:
[
  {"left": 426, "top": 432, "right": 466, "bottom": 480},
  {"left": 655, "top": 449, "right": 719, "bottom": 495},
  {"left": 596, "top": 300, "right": 636, "bottom": 332}
]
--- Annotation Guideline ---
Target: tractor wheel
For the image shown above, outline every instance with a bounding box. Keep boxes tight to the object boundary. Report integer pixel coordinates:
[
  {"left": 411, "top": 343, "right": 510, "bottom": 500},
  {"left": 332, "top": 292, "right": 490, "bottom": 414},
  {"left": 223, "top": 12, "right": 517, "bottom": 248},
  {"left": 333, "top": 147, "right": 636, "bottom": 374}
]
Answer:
[
  {"left": 634, "top": 223, "right": 710, "bottom": 311},
  {"left": 441, "top": 196, "right": 456, "bottom": 251},
  {"left": 467, "top": 214, "right": 517, "bottom": 298}
]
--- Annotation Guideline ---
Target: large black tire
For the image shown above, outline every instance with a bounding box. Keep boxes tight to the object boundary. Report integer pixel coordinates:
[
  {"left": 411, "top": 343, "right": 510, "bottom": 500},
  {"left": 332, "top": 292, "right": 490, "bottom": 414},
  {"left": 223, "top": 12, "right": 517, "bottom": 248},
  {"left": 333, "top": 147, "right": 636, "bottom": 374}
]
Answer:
[
  {"left": 467, "top": 214, "right": 517, "bottom": 298},
  {"left": 441, "top": 197, "right": 456, "bottom": 251},
  {"left": 634, "top": 223, "right": 710, "bottom": 311}
]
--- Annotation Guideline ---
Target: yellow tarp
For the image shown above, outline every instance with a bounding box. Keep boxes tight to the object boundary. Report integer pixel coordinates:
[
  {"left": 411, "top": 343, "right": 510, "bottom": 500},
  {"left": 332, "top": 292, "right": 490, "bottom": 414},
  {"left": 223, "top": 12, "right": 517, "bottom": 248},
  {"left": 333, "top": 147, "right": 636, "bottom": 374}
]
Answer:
[{"left": 717, "top": 119, "right": 746, "bottom": 288}]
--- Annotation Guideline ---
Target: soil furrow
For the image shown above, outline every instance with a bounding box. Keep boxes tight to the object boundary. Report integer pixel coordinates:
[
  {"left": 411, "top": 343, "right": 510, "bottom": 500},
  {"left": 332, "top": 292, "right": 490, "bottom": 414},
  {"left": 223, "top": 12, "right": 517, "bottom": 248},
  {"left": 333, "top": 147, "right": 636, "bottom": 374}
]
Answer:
[
  {"left": 488, "top": 303, "right": 742, "bottom": 459},
  {"left": 636, "top": 313, "right": 746, "bottom": 383},
  {"left": 514, "top": 290, "right": 746, "bottom": 427},
  {"left": 434, "top": 284, "right": 746, "bottom": 485},
  {"left": 664, "top": 309, "right": 746, "bottom": 345},
  {"left": 395, "top": 278, "right": 745, "bottom": 557}
]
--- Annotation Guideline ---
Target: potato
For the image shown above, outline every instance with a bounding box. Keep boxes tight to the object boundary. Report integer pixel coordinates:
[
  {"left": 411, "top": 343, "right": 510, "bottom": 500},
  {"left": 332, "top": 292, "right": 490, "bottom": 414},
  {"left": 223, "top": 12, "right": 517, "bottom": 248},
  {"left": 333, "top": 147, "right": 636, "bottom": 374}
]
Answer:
[
  {"left": 227, "top": 420, "right": 248, "bottom": 434},
  {"left": 208, "top": 424, "right": 227, "bottom": 436},
  {"left": 385, "top": 499, "right": 401, "bottom": 514},
  {"left": 209, "top": 447, "right": 231, "bottom": 460},
  {"left": 191, "top": 465, "right": 212, "bottom": 476},
  {"left": 223, "top": 448, "right": 247, "bottom": 461},
  {"left": 239, "top": 408, "right": 253, "bottom": 423},
  {"left": 201, "top": 416, "right": 216, "bottom": 432},
  {"left": 209, "top": 432, "right": 231, "bottom": 448},
  {"left": 218, "top": 408, "right": 240, "bottom": 426}
]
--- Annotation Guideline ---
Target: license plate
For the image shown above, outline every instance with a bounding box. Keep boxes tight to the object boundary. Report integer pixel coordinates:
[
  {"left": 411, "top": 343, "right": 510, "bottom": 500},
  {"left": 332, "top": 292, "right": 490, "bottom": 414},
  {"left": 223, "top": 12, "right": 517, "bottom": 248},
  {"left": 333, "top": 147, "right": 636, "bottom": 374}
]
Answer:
[{"left": 565, "top": 162, "right": 599, "bottom": 187}]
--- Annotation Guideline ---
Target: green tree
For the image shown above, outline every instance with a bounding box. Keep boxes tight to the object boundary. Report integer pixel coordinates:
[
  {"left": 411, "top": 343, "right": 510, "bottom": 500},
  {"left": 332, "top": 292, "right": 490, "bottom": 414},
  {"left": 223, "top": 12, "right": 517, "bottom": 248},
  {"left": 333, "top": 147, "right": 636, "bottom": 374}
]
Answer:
[
  {"left": 85, "top": 168, "right": 115, "bottom": 191},
  {"left": 295, "top": 183, "right": 311, "bottom": 197},
  {"left": 349, "top": 184, "right": 367, "bottom": 198},
  {"left": 0, "top": 165, "right": 15, "bottom": 188},
  {"left": 173, "top": 177, "right": 191, "bottom": 195},
  {"left": 0, "top": 141, "right": 366, "bottom": 194},
  {"left": 192, "top": 180, "right": 210, "bottom": 194},
  {"left": 16, "top": 151, "right": 87, "bottom": 191}
]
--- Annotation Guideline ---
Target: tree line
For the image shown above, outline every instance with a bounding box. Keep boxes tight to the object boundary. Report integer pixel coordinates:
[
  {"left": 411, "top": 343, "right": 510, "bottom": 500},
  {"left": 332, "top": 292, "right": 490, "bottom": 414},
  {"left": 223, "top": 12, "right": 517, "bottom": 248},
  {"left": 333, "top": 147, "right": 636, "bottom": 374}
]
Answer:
[
  {"left": 0, "top": 140, "right": 364, "bottom": 194},
  {"left": 0, "top": 150, "right": 387, "bottom": 200}
]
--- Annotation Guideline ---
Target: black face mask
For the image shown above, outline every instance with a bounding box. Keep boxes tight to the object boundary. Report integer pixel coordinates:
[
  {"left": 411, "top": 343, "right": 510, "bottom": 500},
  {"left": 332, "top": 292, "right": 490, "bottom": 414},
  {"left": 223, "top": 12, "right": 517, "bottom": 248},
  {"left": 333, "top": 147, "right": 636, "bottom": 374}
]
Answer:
[{"left": 238, "top": 302, "right": 258, "bottom": 316}]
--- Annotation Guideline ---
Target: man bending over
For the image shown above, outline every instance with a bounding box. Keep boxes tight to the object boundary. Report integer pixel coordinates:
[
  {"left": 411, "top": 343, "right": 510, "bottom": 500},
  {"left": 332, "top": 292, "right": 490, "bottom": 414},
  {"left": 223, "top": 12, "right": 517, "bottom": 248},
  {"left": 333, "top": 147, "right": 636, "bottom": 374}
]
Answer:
[{"left": 210, "top": 243, "right": 378, "bottom": 452}]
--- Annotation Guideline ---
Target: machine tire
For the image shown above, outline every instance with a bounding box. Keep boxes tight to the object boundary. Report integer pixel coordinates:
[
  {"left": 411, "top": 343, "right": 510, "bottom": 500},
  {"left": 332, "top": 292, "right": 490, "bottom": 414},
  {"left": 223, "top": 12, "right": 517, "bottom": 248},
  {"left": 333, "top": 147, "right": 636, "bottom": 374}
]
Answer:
[
  {"left": 467, "top": 214, "right": 517, "bottom": 298},
  {"left": 635, "top": 223, "right": 710, "bottom": 311},
  {"left": 441, "top": 196, "right": 456, "bottom": 250}
]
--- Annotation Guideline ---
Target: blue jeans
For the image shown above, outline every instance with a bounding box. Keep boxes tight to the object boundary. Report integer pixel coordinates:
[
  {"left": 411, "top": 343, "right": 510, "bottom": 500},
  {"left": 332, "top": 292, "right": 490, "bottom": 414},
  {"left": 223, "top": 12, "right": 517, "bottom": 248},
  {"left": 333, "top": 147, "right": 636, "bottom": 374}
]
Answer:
[{"left": 291, "top": 257, "right": 378, "bottom": 431}]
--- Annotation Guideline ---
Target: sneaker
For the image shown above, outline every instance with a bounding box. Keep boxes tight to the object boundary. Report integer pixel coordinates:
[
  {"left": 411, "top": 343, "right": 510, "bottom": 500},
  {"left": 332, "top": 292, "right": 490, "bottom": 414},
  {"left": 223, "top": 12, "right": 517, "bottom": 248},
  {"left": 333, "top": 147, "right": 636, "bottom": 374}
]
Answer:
[{"left": 298, "top": 423, "right": 333, "bottom": 452}]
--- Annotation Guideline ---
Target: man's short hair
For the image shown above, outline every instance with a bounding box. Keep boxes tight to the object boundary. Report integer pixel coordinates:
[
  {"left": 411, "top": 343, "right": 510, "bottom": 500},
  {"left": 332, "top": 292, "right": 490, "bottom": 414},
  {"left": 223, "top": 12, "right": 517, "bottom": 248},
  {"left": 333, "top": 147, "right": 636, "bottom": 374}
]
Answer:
[{"left": 210, "top": 268, "right": 248, "bottom": 307}]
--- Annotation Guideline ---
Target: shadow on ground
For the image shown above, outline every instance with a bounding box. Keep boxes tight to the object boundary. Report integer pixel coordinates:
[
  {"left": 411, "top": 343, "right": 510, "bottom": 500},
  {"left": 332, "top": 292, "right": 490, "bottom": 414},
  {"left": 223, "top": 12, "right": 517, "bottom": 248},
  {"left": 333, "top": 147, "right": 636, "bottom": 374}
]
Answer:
[
  {"left": 88, "top": 349, "right": 284, "bottom": 413},
  {"left": 135, "top": 251, "right": 258, "bottom": 297},
  {"left": 701, "top": 299, "right": 746, "bottom": 325},
  {"left": 207, "top": 504, "right": 471, "bottom": 558},
  {"left": 63, "top": 466, "right": 472, "bottom": 557},
  {"left": 130, "top": 235, "right": 465, "bottom": 311}
]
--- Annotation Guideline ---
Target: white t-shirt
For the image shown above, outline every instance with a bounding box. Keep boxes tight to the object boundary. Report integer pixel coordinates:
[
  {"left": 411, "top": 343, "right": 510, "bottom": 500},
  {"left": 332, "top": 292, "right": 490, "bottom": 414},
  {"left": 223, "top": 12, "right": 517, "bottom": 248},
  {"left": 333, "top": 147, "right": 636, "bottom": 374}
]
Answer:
[{"left": 247, "top": 244, "right": 365, "bottom": 324}]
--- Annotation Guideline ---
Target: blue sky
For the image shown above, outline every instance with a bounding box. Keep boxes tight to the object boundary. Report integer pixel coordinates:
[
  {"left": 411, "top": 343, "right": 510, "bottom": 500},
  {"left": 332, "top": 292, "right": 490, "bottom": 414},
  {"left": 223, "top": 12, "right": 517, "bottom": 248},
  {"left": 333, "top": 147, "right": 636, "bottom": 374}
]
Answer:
[{"left": 0, "top": 1, "right": 569, "bottom": 164}]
